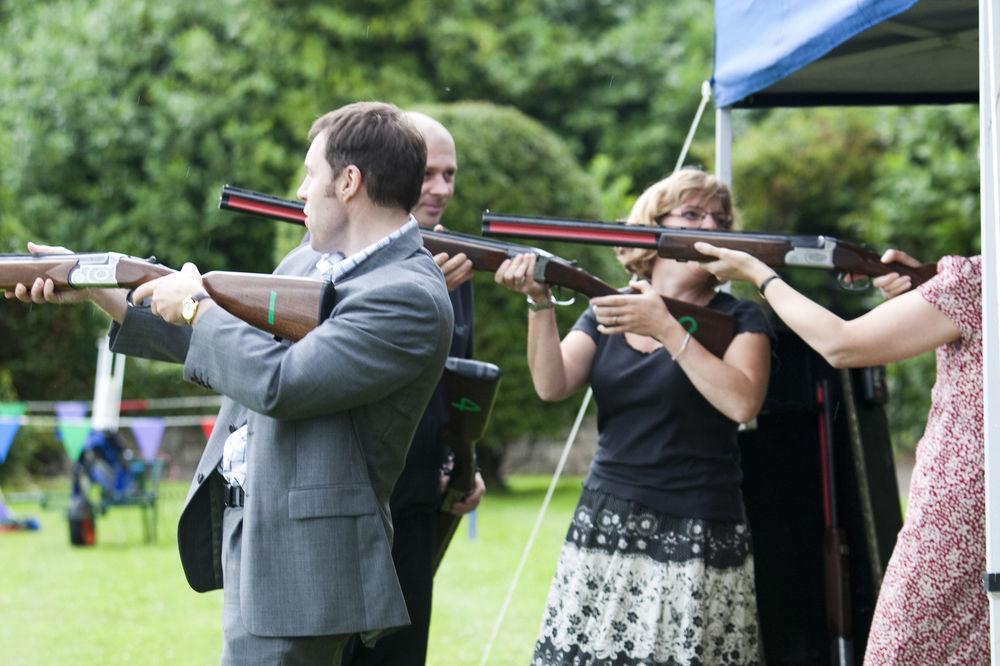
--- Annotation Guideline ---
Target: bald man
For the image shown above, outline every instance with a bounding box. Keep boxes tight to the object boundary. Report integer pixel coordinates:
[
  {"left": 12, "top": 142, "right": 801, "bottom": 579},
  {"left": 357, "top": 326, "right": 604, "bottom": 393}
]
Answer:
[{"left": 342, "top": 112, "right": 484, "bottom": 666}]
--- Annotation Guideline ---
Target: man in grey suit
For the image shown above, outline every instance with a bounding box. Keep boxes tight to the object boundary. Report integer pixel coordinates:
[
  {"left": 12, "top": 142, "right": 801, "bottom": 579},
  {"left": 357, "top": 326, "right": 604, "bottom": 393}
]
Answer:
[
  {"left": 11, "top": 101, "right": 454, "bottom": 663},
  {"left": 343, "top": 111, "right": 483, "bottom": 666}
]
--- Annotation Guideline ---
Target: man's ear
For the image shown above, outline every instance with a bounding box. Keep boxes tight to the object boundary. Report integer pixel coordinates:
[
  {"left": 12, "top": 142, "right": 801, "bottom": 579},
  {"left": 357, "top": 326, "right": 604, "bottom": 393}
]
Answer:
[{"left": 339, "top": 164, "right": 363, "bottom": 201}]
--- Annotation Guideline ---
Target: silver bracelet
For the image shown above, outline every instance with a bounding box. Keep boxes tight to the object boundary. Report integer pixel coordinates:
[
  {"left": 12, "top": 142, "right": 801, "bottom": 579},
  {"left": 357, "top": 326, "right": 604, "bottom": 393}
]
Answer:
[
  {"left": 671, "top": 332, "right": 692, "bottom": 361},
  {"left": 526, "top": 294, "right": 555, "bottom": 311}
]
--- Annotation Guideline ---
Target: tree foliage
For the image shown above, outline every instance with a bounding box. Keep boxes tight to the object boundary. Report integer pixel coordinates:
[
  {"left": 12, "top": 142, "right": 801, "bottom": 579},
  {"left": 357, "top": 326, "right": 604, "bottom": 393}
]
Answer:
[
  {"left": 0, "top": 0, "right": 983, "bottom": 463},
  {"left": 732, "top": 106, "right": 980, "bottom": 452}
]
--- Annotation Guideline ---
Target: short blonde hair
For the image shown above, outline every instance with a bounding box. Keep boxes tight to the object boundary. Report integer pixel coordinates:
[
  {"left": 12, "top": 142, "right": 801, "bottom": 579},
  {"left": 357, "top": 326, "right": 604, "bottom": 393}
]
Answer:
[{"left": 616, "top": 168, "right": 735, "bottom": 279}]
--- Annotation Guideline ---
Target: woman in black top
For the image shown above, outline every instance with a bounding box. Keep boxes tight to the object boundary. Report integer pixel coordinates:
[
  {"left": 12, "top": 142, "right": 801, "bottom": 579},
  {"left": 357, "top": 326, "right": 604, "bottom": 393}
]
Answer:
[{"left": 496, "top": 168, "right": 773, "bottom": 666}]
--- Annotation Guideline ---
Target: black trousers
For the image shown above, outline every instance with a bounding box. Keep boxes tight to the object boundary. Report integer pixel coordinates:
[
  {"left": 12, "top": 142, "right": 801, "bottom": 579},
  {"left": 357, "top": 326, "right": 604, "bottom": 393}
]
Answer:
[{"left": 342, "top": 508, "right": 437, "bottom": 666}]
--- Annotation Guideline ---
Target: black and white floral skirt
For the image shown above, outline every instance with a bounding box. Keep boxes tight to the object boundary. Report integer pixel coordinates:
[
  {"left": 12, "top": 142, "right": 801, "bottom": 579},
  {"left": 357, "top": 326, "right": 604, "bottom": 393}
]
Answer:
[{"left": 532, "top": 487, "right": 761, "bottom": 666}]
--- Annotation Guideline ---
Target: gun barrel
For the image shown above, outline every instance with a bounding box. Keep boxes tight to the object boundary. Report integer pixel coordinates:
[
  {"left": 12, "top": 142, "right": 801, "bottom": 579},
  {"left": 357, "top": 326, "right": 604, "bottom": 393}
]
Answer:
[
  {"left": 219, "top": 187, "right": 737, "bottom": 356},
  {"left": 220, "top": 185, "right": 305, "bottom": 224},
  {"left": 484, "top": 213, "right": 660, "bottom": 248},
  {"left": 483, "top": 212, "right": 939, "bottom": 288}
]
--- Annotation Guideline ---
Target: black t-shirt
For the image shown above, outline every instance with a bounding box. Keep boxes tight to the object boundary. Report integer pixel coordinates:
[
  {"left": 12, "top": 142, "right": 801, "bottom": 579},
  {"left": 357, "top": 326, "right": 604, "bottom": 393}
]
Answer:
[{"left": 573, "top": 290, "right": 773, "bottom": 522}]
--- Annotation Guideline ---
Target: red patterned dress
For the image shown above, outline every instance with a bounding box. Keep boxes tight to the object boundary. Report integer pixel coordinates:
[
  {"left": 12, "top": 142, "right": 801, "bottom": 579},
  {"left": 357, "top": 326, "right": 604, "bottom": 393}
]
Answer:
[{"left": 865, "top": 256, "right": 985, "bottom": 664}]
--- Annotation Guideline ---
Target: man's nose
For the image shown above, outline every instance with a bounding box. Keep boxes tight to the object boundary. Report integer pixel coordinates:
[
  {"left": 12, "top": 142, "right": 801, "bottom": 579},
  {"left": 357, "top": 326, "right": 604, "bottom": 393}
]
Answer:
[{"left": 427, "top": 175, "right": 449, "bottom": 195}]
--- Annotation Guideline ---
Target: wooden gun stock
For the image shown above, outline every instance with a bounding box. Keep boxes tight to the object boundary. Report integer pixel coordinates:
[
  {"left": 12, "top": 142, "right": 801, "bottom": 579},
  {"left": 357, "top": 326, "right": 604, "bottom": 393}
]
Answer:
[
  {"left": 220, "top": 186, "right": 737, "bottom": 357},
  {"left": 0, "top": 253, "right": 334, "bottom": 342},
  {"left": 482, "top": 212, "right": 937, "bottom": 288},
  {"left": 432, "top": 358, "right": 502, "bottom": 573},
  {"left": 200, "top": 271, "right": 336, "bottom": 342}
]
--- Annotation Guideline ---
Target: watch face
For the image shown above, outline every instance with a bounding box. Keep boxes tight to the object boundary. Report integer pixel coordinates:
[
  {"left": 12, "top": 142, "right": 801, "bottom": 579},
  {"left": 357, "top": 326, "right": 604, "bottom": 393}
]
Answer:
[{"left": 181, "top": 297, "right": 197, "bottom": 323}]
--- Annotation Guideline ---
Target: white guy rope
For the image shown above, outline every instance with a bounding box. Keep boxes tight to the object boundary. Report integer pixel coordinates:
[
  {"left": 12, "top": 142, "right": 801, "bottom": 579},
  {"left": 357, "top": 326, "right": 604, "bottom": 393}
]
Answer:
[
  {"left": 674, "top": 80, "right": 713, "bottom": 172},
  {"left": 479, "top": 387, "right": 593, "bottom": 665}
]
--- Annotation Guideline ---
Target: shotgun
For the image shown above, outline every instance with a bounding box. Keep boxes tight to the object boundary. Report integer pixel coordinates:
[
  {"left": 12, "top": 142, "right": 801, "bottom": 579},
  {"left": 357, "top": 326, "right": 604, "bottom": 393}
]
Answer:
[
  {"left": 481, "top": 212, "right": 938, "bottom": 288},
  {"left": 0, "top": 253, "right": 335, "bottom": 342},
  {"left": 219, "top": 186, "right": 737, "bottom": 358},
  {"left": 818, "top": 379, "right": 853, "bottom": 665},
  {"left": 433, "top": 357, "right": 502, "bottom": 573}
]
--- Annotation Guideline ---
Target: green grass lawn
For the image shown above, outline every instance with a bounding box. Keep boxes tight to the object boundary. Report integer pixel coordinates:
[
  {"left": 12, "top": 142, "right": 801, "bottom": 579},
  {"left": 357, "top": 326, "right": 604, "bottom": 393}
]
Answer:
[{"left": 1, "top": 475, "right": 581, "bottom": 665}]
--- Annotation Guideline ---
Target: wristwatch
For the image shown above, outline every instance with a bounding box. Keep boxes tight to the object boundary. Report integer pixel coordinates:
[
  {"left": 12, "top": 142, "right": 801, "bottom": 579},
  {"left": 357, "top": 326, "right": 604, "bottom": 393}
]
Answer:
[{"left": 180, "top": 291, "right": 210, "bottom": 326}]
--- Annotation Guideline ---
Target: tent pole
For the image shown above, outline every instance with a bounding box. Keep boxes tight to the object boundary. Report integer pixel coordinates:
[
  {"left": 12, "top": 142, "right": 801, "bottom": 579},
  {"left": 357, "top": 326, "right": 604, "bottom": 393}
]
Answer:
[
  {"left": 979, "top": 0, "right": 1000, "bottom": 661},
  {"left": 715, "top": 106, "right": 733, "bottom": 186}
]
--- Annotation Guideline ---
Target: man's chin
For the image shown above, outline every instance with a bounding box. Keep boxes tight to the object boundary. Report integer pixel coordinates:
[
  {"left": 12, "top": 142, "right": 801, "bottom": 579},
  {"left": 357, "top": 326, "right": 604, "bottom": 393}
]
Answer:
[{"left": 415, "top": 212, "right": 443, "bottom": 228}]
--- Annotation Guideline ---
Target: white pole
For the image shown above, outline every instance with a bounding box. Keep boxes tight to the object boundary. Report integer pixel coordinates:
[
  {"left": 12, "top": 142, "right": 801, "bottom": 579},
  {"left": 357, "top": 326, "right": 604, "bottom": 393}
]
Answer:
[
  {"left": 715, "top": 105, "right": 734, "bottom": 296},
  {"left": 90, "top": 337, "right": 125, "bottom": 432},
  {"left": 715, "top": 106, "right": 733, "bottom": 186},
  {"left": 980, "top": 0, "right": 1000, "bottom": 660}
]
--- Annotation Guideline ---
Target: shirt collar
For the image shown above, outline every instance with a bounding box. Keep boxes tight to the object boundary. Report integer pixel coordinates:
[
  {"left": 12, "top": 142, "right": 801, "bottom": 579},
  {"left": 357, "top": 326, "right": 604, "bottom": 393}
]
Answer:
[{"left": 315, "top": 216, "right": 419, "bottom": 283}]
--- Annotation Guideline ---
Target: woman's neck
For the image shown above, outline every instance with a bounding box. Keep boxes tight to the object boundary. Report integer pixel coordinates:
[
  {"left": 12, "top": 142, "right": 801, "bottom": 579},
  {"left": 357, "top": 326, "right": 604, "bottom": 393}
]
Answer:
[{"left": 649, "top": 262, "right": 717, "bottom": 306}]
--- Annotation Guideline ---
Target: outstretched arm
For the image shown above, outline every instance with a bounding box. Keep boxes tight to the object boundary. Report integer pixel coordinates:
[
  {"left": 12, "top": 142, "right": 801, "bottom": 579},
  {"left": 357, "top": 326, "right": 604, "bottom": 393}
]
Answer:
[
  {"left": 695, "top": 242, "right": 960, "bottom": 367},
  {"left": 494, "top": 253, "right": 595, "bottom": 401}
]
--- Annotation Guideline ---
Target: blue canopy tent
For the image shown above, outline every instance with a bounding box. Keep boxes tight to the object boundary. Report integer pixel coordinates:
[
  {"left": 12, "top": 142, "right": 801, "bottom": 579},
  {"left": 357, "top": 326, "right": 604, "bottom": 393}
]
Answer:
[
  {"left": 714, "top": 0, "right": 977, "bottom": 108},
  {"left": 712, "top": 0, "right": 999, "bottom": 659}
]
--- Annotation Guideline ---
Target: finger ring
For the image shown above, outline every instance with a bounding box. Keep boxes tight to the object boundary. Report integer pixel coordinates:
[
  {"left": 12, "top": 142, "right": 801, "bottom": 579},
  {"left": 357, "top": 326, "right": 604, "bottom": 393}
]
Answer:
[{"left": 613, "top": 315, "right": 619, "bottom": 325}]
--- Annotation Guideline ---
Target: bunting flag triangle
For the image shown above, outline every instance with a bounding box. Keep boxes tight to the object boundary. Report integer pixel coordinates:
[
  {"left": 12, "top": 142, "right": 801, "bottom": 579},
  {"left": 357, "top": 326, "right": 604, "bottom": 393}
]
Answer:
[
  {"left": 59, "top": 423, "right": 91, "bottom": 462},
  {"left": 55, "top": 401, "right": 90, "bottom": 462},
  {"left": 0, "top": 403, "right": 26, "bottom": 465},
  {"left": 200, "top": 416, "right": 216, "bottom": 441},
  {"left": 131, "top": 417, "right": 166, "bottom": 462}
]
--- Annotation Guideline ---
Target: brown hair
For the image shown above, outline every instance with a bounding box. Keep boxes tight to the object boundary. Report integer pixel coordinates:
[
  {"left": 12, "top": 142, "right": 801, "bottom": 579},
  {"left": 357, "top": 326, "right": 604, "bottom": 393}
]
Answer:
[
  {"left": 308, "top": 102, "right": 427, "bottom": 211},
  {"left": 616, "top": 168, "right": 735, "bottom": 279}
]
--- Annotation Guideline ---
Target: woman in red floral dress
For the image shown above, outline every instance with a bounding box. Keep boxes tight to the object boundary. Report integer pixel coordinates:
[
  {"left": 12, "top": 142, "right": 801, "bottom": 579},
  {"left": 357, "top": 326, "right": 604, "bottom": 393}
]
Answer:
[{"left": 694, "top": 247, "right": 985, "bottom": 664}]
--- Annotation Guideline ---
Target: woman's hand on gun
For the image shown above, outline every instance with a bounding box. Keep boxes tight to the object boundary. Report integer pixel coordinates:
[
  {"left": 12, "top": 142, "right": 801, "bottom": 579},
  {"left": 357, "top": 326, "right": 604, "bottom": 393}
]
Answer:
[{"left": 494, "top": 253, "right": 550, "bottom": 302}]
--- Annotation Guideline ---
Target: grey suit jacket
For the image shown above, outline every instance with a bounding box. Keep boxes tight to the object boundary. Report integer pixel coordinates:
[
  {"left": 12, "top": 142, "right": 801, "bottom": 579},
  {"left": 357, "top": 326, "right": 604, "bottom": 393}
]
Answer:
[{"left": 109, "top": 224, "right": 454, "bottom": 638}]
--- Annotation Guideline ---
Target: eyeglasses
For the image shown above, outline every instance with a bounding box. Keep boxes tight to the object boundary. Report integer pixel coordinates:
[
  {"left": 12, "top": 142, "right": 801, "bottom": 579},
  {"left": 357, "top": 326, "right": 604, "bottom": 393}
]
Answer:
[{"left": 658, "top": 207, "right": 733, "bottom": 229}]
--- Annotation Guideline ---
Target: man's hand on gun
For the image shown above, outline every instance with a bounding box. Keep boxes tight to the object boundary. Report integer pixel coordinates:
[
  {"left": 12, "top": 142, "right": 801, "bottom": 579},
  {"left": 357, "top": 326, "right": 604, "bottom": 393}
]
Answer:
[
  {"left": 432, "top": 224, "right": 474, "bottom": 291},
  {"left": 4, "top": 242, "right": 86, "bottom": 304},
  {"left": 131, "top": 263, "right": 213, "bottom": 325},
  {"left": 448, "top": 472, "right": 485, "bottom": 516}
]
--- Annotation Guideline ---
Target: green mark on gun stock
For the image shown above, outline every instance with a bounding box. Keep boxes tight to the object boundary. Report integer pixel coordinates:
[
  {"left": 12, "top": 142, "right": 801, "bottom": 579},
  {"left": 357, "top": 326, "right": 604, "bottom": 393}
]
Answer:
[
  {"left": 267, "top": 291, "right": 277, "bottom": 325},
  {"left": 677, "top": 316, "right": 698, "bottom": 334},
  {"left": 451, "top": 397, "right": 481, "bottom": 413}
]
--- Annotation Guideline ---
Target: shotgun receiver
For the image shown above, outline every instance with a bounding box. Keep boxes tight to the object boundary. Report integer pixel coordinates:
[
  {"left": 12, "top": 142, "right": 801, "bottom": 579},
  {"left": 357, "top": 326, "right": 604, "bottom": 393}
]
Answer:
[
  {"left": 219, "top": 186, "right": 737, "bottom": 357},
  {"left": 433, "top": 357, "right": 502, "bottom": 573},
  {"left": 0, "top": 253, "right": 335, "bottom": 342},
  {"left": 481, "top": 212, "right": 938, "bottom": 288}
]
